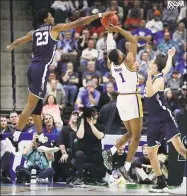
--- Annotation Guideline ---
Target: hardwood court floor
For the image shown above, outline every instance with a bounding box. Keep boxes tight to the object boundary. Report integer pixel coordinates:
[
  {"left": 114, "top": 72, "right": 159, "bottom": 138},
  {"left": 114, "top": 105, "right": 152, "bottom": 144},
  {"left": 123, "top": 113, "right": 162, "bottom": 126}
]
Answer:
[{"left": 0, "top": 183, "right": 170, "bottom": 195}]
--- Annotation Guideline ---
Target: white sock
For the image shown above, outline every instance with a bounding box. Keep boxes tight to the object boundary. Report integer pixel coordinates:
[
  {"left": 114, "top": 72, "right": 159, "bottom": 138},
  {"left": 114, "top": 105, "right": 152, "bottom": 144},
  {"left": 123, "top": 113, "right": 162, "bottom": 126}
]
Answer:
[
  {"left": 110, "top": 146, "right": 117, "bottom": 155},
  {"left": 13, "top": 131, "right": 21, "bottom": 142},
  {"left": 124, "top": 162, "right": 131, "bottom": 172}
]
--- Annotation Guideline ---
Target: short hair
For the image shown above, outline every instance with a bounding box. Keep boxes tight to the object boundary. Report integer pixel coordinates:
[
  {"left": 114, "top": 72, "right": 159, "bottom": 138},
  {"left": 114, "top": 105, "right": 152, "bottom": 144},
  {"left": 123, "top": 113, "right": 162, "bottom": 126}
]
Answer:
[
  {"left": 36, "top": 9, "right": 50, "bottom": 25},
  {"left": 154, "top": 53, "right": 168, "bottom": 73},
  {"left": 9, "top": 111, "right": 18, "bottom": 117},
  {"left": 108, "top": 49, "right": 119, "bottom": 65}
]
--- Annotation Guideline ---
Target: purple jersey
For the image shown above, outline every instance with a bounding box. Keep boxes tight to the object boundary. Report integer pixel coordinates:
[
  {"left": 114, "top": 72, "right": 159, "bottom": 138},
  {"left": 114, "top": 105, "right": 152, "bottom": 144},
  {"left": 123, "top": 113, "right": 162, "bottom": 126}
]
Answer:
[{"left": 32, "top": 24, "right": 57, "bottom": 64}]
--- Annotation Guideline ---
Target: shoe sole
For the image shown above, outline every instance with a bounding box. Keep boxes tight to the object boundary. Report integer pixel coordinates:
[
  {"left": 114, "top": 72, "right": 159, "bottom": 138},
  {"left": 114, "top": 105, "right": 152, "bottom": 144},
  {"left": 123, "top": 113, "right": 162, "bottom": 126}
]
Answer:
[
  {"left": 149, "top": 187, "right": 168, "bottom": 193},
  {"left": 102, "top": 151, "right": 113, "bottom": 170},
  {"left": 118, "top": 168, "right": 134, "bottom": 183}
]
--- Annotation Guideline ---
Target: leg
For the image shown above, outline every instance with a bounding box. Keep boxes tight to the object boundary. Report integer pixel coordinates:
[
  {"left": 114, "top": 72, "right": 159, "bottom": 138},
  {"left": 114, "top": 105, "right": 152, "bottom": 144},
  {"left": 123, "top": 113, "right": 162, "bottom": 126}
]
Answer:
[
  {"left": 1, "top": 152, "right": 11, "bottom": 178},
  {"left": 171, "top": 135, "right": 187, "bottom": 159},
  {"left": 37, "top": 168, "right": 55, "bottom": 179},
  {"left": 75, "top": 151, "right": 85, "bottom": 178},
  {"left": 69, "top": 85, "right": 78, "bottom": 105},
  {"left": 63, "top": 85, "right": 69, "bottom": 105}
]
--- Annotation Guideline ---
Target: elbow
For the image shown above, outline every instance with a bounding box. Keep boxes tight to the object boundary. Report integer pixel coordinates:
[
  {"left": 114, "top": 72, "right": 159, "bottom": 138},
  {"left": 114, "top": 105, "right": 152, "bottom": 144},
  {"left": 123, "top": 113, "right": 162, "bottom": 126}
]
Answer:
[
  {"left": 77, "top": 134, "right": 84, "bottom": 139},
  {"left": 77, "top": 18, "right": 85, "bottom": 26}
]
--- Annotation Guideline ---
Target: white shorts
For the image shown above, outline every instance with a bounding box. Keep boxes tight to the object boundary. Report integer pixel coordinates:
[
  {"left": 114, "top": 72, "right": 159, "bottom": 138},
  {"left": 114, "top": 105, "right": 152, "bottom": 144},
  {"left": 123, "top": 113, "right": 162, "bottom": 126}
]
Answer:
[{"left": 116, "top": 94, "right": 143, "bottom": 121}]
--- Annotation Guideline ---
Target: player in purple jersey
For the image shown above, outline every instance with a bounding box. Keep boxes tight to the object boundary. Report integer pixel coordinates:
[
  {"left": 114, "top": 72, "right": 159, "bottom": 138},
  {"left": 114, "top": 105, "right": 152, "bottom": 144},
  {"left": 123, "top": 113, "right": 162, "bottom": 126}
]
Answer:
[
  {"left": 145, "top": 47, "right": 186, "bottom": 193},
  {"left": 7, "top": 9, "right": 115, "bottom": 151}
]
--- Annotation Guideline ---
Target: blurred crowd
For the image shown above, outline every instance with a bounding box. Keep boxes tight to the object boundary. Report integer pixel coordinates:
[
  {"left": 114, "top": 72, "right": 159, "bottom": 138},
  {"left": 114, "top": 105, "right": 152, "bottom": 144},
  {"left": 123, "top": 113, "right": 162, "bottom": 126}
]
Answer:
[{"left": 0, "top": 0, "right": 186, "bottom": 187}]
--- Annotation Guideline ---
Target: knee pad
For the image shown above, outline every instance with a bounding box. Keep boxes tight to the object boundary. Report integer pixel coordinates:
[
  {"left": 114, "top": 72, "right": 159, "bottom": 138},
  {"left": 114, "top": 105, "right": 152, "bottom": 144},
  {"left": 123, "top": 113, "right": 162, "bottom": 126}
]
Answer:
[{"left": 32, "top": 99, "right": 43, "bottom": 115}]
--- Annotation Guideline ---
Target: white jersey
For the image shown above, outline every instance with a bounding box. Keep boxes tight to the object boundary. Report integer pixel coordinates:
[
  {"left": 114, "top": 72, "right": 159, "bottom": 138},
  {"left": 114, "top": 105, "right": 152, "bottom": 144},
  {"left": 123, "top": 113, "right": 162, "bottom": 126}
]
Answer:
[{"left": 111, "top": 61, "right": 138, "bottom": 94}]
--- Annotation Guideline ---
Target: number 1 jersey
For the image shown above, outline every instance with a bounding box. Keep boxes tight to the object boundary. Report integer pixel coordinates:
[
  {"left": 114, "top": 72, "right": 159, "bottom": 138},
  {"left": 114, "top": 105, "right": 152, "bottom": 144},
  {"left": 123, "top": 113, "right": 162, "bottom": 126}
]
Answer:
[
  {"left": 32, "top": 24, "right": 57, "bottom": 64},
  {"left": 111, "top": 62, "right": 138, "bottom": 94}
]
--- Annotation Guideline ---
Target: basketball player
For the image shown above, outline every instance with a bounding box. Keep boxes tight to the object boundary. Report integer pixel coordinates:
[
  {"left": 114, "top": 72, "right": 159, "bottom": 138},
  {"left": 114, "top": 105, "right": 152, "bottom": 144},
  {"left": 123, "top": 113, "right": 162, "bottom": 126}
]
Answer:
[
  {"left": 102, "top": 24, "right": 143, "bottom": 182},
  {"left": 145, "top": 47, "right": 186, "bottom": 193},
  {"left": 6, "top": 9, "right": 115, "bottom": 151}
]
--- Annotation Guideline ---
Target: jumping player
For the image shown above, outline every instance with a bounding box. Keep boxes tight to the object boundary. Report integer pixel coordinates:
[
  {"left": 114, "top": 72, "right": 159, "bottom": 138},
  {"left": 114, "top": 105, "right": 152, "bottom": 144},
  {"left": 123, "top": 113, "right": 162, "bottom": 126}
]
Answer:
[
  {"left": 145, "top": 47, "right": 187, "bottom": 193},
  {"left": 7, "top": 9, "right": 114, "bottom": 150},
  {"left": 102, "top": 24, "right": 143, "bottom": 182}
]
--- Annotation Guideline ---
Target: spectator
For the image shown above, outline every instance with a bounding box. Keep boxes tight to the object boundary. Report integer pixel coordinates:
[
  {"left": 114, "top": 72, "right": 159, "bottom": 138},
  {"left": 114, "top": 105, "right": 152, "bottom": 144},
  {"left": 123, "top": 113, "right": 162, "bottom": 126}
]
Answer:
[
  {"left": 157, "top": 32, "right": 177, "bottom": 54},
  {"left": 164, "top": 88, "right": 181, "bottom": 122},
  {"left": 173, "top": 22, "right": 186, "bottom": 46},
  {"left": 77, "top": 29, "right": 90, "bottom": 53},
  {"left": 80, "top": 39, "right": 98, "bottom": 66},
  {"left": 75, "top": 107, "right": 107, "bottom": 185},
  {"left": 138, "top": 52, "right": 150, "bottom": 79},
  {"left": 175, "top": 52, "right": 187, "bottom": 76},
  {"left": 177, "top": 7, "right": 186, "bottom": 23},
  {"left": 16, "top": 133, "right": 59, "bottom": 184},
  {"left": 120, "top": 0, "right": 134, "bottom": 21},
  {"left": 95, "top": 51, "right": 110, "bottom": 76},
  {"left": 146, "top": 2, "right": 158, "bottom": 21},
  {"left": 45, "top": 79, "right": 66, "bottom": 111},
  {"left": 177, "top": 85, "right": 187, "bottom": 113},
  {"left": 146, "top": 11, "right": 163, "bottom": 34},
  {"left": 90, "top": 0, "right": 106, "bottom": 15},
  {"left": 9, "top": 111, "right": 19, "bottom": 133},
  {"left": 137, "top": 44, "right": 156, "bottom": 61},
  {"left": 76, "top": 81, "right": 100, "bottom": 108},
  {"left": 106, "top": 0, "right": 124, "bottom": 24},
  {"left": 138, "top": 74, "right": 146, "bottom": 99},
  {"left": 58, "top": 31, "right": 77, "bottom": 54},
  {"left": 0, "top": 116, "right": 12, "bottom": 133},
  {"left": 69, "top": 0, "right": 89, "bottom": 16},
  {"left": 99, "top": 91, "right": 122, "bottom": 135},
  {"left": 127, "top": 0, "right": 144, "bottom": 20},
  {"left": 62, "top": 62, "right": 79, "bottom": 106},
  {"left": 82, "top": 61, "right": 102, "bottom": 88},
  {"left": 118, "top": 41, "right": 131, "bottom": 56},
  {"left": 22, "top": 115, "right": 35, "bottom": 132},
  {"left": 167, "top": 71, "right": 182, "bottom": 90},
  {"left": 175, "top": 42, "right": 187, "bottom": 64},
  {"left": 91, "top": 75, "right": 103, "bottom": 94},
  {"left": 132, "top": 20, "right": 152, "bottom": 49},
  {"left": 99, "top": 83, "right": 114, "bottom": 108},
  {"left": 42, "top": 94, "right": 63, "bottom": 128}
]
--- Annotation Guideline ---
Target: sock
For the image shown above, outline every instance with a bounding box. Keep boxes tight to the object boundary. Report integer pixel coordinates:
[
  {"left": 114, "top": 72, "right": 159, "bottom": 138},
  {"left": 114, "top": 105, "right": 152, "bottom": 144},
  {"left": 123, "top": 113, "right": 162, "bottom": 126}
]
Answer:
[
  {"left": 110, "top": 146, "right": 117, "bottom": 155},
  {"left": 124, "top": 162, "right": 131, "bottom": 172},
  {"left": 13, "top": 131, "right": 21, "bottom": 142}
]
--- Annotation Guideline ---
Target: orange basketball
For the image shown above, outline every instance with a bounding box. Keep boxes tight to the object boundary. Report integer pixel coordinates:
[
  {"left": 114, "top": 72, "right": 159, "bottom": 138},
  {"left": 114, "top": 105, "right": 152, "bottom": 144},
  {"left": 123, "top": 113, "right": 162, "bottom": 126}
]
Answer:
[{"left": 101, "top": 14, "right": 119, "bottom": 28}]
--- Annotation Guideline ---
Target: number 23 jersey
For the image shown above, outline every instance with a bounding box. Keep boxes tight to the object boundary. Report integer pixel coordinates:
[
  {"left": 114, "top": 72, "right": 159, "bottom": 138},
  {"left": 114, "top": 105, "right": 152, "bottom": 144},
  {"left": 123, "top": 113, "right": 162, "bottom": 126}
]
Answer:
[
  {"left": 111, "top": 61, "right": 138, "bottom": 94},
  {"left": 32, "top": 24, "right": 57, "bottom": 64}
]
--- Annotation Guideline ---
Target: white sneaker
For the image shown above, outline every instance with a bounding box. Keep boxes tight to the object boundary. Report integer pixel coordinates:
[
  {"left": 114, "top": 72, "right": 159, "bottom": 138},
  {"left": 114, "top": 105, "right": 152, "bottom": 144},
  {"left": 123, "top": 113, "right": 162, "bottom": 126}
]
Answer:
[
  {"left": 36, "top": 178, "right": 49, "bottom": 184},
  {"left": 169, "top": 184, "right": 187, "bottom": 195}
]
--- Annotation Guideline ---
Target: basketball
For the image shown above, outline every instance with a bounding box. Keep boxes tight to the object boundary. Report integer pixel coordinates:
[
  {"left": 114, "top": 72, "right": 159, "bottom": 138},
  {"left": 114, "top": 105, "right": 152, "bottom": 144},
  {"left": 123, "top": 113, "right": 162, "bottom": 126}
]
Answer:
[{"left": 101, "top": 13, "right": 119, "bottom": 28}]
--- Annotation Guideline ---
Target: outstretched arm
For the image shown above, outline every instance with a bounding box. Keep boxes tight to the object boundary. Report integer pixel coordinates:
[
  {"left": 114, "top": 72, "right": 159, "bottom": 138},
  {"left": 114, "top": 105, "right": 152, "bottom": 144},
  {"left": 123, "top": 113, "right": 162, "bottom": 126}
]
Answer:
[
  {"left": 162, "top": 47, "right": 176, "bottom": 76},
  {"left": 7, "top": 31, "right": 33, "bottom": 51},
  {"left": 53, "top": 11, "right": 116, "bottom": 33}
]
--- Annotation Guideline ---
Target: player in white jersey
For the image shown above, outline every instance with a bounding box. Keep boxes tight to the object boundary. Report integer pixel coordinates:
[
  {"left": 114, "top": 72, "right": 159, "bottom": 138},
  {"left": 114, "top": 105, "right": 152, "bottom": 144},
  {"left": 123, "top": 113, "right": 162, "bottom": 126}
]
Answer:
[{"left": 102, "top": 24, "right": 143, "bottom": 182}]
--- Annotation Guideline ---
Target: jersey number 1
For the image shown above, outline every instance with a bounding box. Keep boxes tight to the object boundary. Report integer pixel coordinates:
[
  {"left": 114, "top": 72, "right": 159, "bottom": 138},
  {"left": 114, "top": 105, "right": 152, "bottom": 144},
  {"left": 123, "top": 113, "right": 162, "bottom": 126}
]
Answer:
[
  {"left": 119, "top": 72, "right": 126, "bottom": 83},
  {"left": 36, "top": 31, "right": 49, "bottom": 46}
]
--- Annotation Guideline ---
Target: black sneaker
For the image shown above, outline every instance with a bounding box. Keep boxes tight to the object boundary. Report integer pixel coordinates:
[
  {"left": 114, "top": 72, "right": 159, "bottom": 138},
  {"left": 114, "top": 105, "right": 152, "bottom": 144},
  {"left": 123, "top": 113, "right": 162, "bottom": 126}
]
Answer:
[
  {"left": 84, "top": 178, "right": 97, "bottom": 186},
  {"left": 139, "top": 178, "right": 152, "bottom": 184},
  {"left": 66, "top": 176, "right": 76, "bottom": 185},
  {"left": 102, "top": 150, "right": 113, "bottom": 170},
  {"left": 149, "top": 175, "right": 168, "bottom": 193},
  {"left": 0, "top": 176, "right": 12, "bottom": 183},
  {"left": 74, "top": 178, "right": 84, "bottom": 185},
  {"left": 96, "top": 179, "right": 108, "bottom": 186},
  {"left": 118, "top": 166, "right": 134, "bottom": 184}
]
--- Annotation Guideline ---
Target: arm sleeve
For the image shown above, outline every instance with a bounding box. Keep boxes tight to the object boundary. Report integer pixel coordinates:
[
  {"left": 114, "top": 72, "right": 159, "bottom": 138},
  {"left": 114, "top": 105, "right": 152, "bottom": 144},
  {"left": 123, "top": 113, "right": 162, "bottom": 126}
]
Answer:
[{"left": 107, "top": 33, "right": 115, "bottom": 52}]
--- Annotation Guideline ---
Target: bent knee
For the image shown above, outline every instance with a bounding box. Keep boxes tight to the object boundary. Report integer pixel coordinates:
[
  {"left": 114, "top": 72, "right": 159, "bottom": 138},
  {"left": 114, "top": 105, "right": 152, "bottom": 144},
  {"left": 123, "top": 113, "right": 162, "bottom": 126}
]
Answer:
[{"left": 75, "top": 151, "right": 84, "bottom": 158}]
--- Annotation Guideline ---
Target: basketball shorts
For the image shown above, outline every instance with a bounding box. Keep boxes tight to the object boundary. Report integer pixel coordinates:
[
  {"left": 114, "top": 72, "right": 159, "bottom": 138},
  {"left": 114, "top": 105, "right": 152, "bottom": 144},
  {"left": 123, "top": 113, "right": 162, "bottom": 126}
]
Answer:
[
  {"left": 27, "top": 62, "right": 50, "bottom": 99},
  {"left": 147, "top": 117, "right": 180, "bottom": 147},
  {"left": 116, "top": 94, "right": 143, "bottom": 121}
]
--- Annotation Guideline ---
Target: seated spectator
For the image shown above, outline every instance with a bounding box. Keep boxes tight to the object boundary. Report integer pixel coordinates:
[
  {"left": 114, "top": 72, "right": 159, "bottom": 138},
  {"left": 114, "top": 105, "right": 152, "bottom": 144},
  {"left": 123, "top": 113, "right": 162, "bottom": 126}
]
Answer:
[
  {"left": 138, "top": 74, "right": 146, "bottom": 99},
  {"left": 0, "top": 133, "right": 12, "bottom": 183},
  {"left": 76, "top": 81, "right": 100, "bottom": 108},
  {"left": 117, "top": 41, "right": 132, "bottom": 56},
  {"left": 119, "top": 0, "right": 134, "bottom": 22},
  {"left": 8, "top": 111, "right": 19, "bottom": 133},
  {"left": 58, "top": 31, "right": 77, "bottom": 54},
  {"left": 106, "top": 0, "right": 124, "bottom": 24},
  {"left": 157, "top": 32, "right": 177, "bottom": 54},
  {"left": 80, "top": 39, "right": 98, "bottom": 66},
  {"left": 77, "top": 29, "right": 90, "bottom": 53},
  {"left": 146, "top": 2, "right": 158, "bottom": 21},
  {"left": 162, "top": 6, "right": 179, "bottom": 30},
  {"left": 127, "top": 0, "right": 144, "bottom": 20},
  {"left": 99, "top": 91, "right": 122, "bottom": 135},
  {"left": 137, "top": 44, "right": 156, "bottom": 62},
  {"left": 167, "top": 71, "right": 182, "bottom": 90},
  {"left": 75, "top": 107, "right": 107, "bottom": 185},
  {"left": 42, "top": 95, "right": 63, "bottom": 128},
  {"left": 46, "top": 72, "right": 65, "bottom": 94},
  {"left": 91, "top": 75, "right": 103, "bottom": 94},
  {"left": 99, "top": 83, "right": 114, "bottom": 108},
  {"left": 146, "top": 11, "right": 163, "bottom": 34},
  {"left": 132, "top": 20, "right": 152, "bottom": 49},
  {"left": 16, "top": 133, "right": 59, "bottom": 184},
  {"left": 172, "top": 22, "right": 186, "bottom": 47},
  {"left": 82, "top": 61, "right": 102, "bottom": 88},
  {"left": 164, "top": 88, "right": 181, "bottom": 122},
  {"left": 175, "top": 52, "right": 187, "bottom": 76},
  {"left": 138, "top": 52, "right": 150, "bottom": 79},
  {"left": 90, "top": 0, "right": 106, "bottom": 16},
  {"left": 45, "top": 79, "right": 65, "bottom": 111},
  {"left": 132, "top": 144, "right": 168, "bottom": 184},
  {"left": 175, "top": 42, "right": 187, "bottom": 64},
  {"left": 0, "top": 116, "right": 12, "bottom": 133},
  {"left": 22, "top": 116, "right": 35, "bottom": 132},
  {"left": 102, "top": 74, "right": 118, "bottom": 92},
  {"left": 177, "top": 85, "right": 187, "bottom": 114},
  {"left": 62, "top": 62, "right": 79, "bottom": 106},
  {"left": 69, "top": 0, "right": 89, "bottom": 16},
  {"left": 95, "top": 51, "right": 110, "bottom": 76}
]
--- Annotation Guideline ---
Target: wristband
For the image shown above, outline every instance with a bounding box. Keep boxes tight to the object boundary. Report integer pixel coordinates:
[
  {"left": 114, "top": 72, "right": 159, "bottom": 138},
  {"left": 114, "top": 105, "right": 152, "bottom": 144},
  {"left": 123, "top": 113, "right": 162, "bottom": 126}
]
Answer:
[{"left": 98, "top": 13, "right": 102, "bottom": 18}]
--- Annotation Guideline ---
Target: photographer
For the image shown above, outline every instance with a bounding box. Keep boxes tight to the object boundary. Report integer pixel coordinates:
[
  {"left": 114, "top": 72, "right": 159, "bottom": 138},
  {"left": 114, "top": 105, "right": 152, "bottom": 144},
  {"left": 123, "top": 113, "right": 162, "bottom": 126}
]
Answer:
[
  {"left": 74, "top": 107, "right": 107, "bottom": 186},
  {"left": 15, "top": 133, "right": 59, "bottom": 184}
]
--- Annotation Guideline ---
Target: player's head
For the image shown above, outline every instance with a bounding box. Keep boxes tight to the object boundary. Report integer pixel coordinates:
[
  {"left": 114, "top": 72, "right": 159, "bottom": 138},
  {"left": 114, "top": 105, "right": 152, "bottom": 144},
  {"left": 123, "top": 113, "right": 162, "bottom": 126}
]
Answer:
[
  {"left": 150, "top": 53, "right": 168, "bottom": 74},
  {"left": 108, "top": 49, "right": 125, "bottom": 66},
  {"left": 36, "top": 9, "right": 54, "bottom": 26}
]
